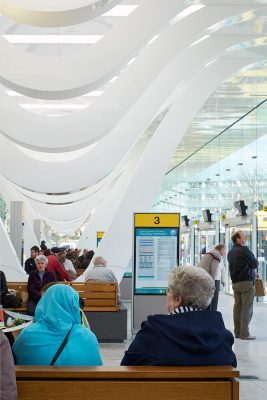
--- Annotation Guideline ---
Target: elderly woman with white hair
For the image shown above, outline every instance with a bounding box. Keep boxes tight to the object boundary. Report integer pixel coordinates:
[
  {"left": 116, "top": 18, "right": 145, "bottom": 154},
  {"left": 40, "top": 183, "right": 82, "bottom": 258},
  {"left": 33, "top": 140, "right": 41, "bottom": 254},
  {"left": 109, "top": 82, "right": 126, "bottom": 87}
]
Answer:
[{"left": 121, "top": 266, "right": 236, "bottom": 367}]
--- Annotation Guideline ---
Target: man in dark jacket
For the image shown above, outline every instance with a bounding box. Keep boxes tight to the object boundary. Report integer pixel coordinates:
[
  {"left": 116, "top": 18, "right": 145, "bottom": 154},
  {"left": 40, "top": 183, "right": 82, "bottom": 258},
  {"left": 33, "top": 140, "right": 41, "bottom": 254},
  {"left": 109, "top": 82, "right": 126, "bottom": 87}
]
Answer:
[
  {"left": 27, "top": 255, "right": 56, "bottom": 315},
  {"left": 121, "top": 266, "right": 236, "bottom": 367},
  {"left": 227, "top": 230, "right": 258, "bottom": 340},
  {"left": 24, "top": 246, "right": 39, "bottom": 274}
]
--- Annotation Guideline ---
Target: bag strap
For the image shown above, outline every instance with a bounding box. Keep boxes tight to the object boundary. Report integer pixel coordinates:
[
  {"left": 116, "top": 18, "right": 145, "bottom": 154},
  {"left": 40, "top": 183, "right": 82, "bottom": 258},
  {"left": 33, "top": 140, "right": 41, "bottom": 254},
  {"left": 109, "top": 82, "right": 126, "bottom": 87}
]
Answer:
[
  {"left": 206, "top": 252, "right": 220, "bottom": 263},
  {"left": 50, "top": 323, "right": 73, "bottom": 366}
]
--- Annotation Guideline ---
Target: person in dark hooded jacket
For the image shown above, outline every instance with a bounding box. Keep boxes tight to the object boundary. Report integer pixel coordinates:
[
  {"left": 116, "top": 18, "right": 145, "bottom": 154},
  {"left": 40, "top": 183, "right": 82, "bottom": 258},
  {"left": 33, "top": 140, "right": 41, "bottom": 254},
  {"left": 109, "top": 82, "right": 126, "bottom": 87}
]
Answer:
[{"left": 121, "top": 266, "right": 236, "bottom": 367}]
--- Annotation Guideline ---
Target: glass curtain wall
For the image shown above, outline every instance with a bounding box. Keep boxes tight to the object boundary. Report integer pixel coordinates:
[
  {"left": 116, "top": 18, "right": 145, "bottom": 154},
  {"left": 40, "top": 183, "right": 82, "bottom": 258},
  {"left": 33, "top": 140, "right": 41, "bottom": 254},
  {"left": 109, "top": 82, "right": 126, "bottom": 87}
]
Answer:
[{"left": 154, "top": 99, "right": 267, "bottom": 300}]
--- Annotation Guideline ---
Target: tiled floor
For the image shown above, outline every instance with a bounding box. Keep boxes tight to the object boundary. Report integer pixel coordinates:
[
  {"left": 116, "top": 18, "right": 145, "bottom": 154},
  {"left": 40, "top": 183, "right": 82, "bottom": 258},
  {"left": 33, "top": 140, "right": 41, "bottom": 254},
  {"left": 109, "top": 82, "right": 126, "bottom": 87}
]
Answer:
[{"left": 99, "top": 294, "right": 267, "bottom": 400}]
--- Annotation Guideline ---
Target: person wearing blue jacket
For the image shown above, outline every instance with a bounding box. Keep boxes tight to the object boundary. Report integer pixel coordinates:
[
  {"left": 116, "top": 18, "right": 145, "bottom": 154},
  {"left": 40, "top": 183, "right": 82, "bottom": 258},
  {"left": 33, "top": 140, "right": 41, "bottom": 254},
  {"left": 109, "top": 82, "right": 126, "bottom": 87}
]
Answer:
[
  {"left": 13, "top": 284, "right": 102, "bottom": 366},
  {"left": 121, "top": 266, "right": 236, "bottom": 367}
]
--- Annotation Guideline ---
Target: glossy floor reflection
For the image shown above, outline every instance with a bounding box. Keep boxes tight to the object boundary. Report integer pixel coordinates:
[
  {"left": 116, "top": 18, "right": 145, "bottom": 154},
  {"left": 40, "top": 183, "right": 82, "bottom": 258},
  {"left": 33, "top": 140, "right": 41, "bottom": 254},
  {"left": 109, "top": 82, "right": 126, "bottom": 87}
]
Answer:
[{"left": 99, "top": 294, "right": 267, "bottom": 399}]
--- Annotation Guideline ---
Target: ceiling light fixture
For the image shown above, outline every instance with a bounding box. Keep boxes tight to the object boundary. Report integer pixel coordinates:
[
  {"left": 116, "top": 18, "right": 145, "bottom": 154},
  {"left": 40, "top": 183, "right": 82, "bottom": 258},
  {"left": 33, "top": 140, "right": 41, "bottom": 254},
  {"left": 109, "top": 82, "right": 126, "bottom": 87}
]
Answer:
[
  {"left": 127, "top": 57, "right": 136, "bottom": 66},
  {"left": 147, "top": 35, "right": 159, "bottom": 45},
  {"left": 6, "top": 89, "right": 104, "bottom": 97},
  {"left": 103, "top": 5, "right": 138, "bottom": 17},
  {"left": 20, "top": 104, "right": 89, "bottom": 110},
  {"left": 170, "top": 4, "right": 205, "bottom": 26},
  {"left": 3, "top": 35, "right": 104, "bottom": 44}
]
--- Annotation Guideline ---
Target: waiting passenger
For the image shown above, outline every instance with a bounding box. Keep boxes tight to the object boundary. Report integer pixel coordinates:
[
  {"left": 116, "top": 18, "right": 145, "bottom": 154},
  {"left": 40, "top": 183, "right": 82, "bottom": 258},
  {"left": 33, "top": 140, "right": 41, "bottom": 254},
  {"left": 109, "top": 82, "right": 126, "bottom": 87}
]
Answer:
[
  {"left": 81, "top": 250, "right": 94, "bottom": 269},
  {"left": 197, "top": 244, "right": 226, "bottom": 310},
  {"left": 57, "top": 248, "right": 77, "bottom": 280},
  {"left": 85, "top": 256, "right": 117, "bottom": 283},
  {"left": 0, "top": 330, "right": 17, "bottom": 400},
  {"left": 27, "top": 255, "right": 56, "bottom": 315},
  {"left": 24, "top": 245, "right": 39, "bottom": 275},
  {"left": 13, "top": 284, "right": 102, "bottom": 366},
  {"left": 121, "top": 266, "right": 236, "bottom": 367},
  {"left": 46, "top": 247, "right": 71, "bottom": 281},
  {"left": 0, "top": 270, "right": 22, "bottom": 308}
]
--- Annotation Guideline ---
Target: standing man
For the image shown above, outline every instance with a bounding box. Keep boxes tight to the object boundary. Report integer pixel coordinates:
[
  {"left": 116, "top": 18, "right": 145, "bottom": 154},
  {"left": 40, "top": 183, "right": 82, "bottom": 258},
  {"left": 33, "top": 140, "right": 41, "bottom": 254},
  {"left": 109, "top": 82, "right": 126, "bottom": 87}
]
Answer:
[
  {"left": 24, "top": 246, "right": 39, "bottom": 274},
  {"left": 227, "top": 230, "right": 258, "bottom": 340}
]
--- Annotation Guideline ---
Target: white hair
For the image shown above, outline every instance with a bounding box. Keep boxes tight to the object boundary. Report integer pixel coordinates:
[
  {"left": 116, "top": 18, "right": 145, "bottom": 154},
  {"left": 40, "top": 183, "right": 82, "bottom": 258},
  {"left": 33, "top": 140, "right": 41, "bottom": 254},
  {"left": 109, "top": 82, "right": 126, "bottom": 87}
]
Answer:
[
  {"left": 93, "top": 256, "right": 106, "bottom": 266},
  {"left": 35, "top": 255, "right": 48, "bottom": 265},
  {"left": 168, "top": 266, "right": 215, "bottom": 309}
]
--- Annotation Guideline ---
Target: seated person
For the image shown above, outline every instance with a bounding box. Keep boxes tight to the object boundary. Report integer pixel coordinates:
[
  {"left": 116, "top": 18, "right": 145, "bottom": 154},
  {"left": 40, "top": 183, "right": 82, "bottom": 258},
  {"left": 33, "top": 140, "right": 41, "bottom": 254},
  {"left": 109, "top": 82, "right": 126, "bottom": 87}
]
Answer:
[
  {"left": 13, "top": 284, "right": 102, "bottom": 366},
  {"left": 46, "top": 247, "right": 71, "bottom": 281},
  {"left": 85, "top": 256, "right": 117, "bottom": 282},
  {"left": 0, "top": 270, "right": 21, "bottom": 308},
  {"left": 82, "top": 250, "right": 94, "bottom": 269},
  {"left": 57, "top": 248, "right": 77, "bottom": 281},
  {"left": 121, "top": 266, "right": 236, "bottom": 367},
  {"left": 0, "top": 330, "right": 17, "bottom": 399},
  {"left": 85, "top": 256, "right": 121, "bottom": 303},
  {"left": 27, "top": 255, "right": 56, "bottom": 315}
]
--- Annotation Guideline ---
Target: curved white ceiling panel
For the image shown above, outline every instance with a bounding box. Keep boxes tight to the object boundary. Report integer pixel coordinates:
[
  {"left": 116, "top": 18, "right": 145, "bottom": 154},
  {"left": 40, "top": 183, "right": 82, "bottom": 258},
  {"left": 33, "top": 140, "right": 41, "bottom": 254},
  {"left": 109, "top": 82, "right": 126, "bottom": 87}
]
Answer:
[
  {"left": 86, "top": 55, "right": 263, "bottom": 281},
  {"left": 0, "top": 35, "right": 263, "bottom": 193},
  {"left": 0, "top": 0, "right": 186, "bottom": 99},
  {"left": 0, "top": 6, "right": 257, "bottom": 152},
  {"left": 0, "top": 0, "right": 121, "bottom": 27}
]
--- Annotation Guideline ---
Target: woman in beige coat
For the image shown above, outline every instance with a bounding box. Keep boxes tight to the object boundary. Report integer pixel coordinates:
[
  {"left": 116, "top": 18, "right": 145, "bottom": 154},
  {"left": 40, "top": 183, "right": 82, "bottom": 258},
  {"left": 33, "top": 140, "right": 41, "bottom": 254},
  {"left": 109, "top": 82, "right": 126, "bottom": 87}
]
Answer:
[{"left": 198, "top": 244, "right": 226, "bottom": 310}]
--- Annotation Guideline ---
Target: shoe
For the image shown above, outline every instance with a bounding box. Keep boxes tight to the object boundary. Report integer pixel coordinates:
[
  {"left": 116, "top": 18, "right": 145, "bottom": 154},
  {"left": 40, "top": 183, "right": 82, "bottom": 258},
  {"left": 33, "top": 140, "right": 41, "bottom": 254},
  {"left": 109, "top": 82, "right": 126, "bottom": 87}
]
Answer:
[
  {"left": 235, "top": 335, "right": 240, "bottom": 339},
  {"left": 240, "top": 336, "right": 256, "bottom": 340}
]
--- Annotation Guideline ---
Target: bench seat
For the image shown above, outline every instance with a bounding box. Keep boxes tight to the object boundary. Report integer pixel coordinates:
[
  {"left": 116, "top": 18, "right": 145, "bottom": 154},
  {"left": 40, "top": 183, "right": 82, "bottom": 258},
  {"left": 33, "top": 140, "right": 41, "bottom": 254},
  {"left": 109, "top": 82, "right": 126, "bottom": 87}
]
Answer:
[{"left": 16, "top": 365, "right": 239, "bottom": 400}]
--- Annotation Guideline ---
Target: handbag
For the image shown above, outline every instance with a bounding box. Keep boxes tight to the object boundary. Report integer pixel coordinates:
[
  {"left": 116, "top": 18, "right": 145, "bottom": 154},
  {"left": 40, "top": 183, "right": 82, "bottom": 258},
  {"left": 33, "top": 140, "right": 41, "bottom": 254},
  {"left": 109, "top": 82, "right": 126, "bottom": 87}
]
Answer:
[
  {"left": 50, "top": 323, "right": 73, "bottom": 365},
  {"left": 255, "top": 279, "right": 266, "bottom": 297}
]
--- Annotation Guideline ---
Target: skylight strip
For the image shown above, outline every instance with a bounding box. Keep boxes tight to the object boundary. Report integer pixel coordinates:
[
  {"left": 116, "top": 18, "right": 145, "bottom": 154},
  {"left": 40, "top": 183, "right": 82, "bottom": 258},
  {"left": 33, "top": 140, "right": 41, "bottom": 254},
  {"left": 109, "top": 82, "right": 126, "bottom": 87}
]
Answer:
[
  {"left": 103, "top": 5, "right": 138, "bottom": 17},
  {"left": 3, "top": 35, "right": 104, "bottom": 44}
]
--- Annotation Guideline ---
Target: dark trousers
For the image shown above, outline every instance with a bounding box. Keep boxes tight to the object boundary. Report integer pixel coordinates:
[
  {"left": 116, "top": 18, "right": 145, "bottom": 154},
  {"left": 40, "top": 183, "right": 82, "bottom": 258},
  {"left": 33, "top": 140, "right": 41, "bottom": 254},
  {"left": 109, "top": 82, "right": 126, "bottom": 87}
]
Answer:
[
  {"left": 210, "top": 280, "right": 220, "bottom": 311},
  {"left": 27, "top": 299, "right": 37, "bottom": 316}
]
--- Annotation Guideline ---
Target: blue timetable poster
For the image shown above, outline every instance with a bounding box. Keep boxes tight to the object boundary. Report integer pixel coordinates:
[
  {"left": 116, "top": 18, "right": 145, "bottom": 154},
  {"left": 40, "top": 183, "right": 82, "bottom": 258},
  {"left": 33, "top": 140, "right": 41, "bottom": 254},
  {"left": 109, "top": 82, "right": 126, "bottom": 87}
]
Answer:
[{"left": 134, "top": 228, "right": 178, "bottom": 294}]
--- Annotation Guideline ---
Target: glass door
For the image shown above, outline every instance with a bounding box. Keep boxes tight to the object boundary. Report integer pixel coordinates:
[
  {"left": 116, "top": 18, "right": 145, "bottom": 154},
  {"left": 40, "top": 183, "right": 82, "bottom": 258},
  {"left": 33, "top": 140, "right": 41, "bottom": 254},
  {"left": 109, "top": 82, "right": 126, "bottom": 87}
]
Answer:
[
  {"left": 180, "top": 230, "right": 191, "bottom": 266},
  {"left": 256, "top": 212, "right": 267, "bottom": 303}
]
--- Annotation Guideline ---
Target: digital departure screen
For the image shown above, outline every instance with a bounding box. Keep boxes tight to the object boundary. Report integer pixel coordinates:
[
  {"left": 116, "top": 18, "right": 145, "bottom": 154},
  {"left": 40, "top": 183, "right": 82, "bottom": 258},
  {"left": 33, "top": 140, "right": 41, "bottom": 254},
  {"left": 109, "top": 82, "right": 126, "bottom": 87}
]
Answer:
[{"left": 133, "top": 213, "right": 180, "bottom": 295}]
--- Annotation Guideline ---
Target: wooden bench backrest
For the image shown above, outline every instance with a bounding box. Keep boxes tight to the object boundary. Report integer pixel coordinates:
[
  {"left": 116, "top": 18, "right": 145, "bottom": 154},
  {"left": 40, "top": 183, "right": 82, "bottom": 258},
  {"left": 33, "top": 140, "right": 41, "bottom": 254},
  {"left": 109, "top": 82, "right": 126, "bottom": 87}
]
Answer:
[
  {"left": 7, "top": 281, "right": 118, "bottom": 312},
  {"left": 60, "top": 281, "right": 118, "bottom": 312},
  {"left": 16, "top": 366, "right": 239, "bottom": 400}
]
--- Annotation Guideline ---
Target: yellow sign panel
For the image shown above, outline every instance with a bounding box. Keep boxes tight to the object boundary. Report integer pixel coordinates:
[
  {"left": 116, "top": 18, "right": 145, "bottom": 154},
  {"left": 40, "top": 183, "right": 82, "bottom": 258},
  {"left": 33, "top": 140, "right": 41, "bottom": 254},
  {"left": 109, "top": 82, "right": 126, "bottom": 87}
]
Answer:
[
  {"left": 263, "top": 206, "right": 267, "bottom": 212},
  {"left": 134, "top": 213, "right": 180, "bottom": 228},
  {"left": 97, "top": 231, "right": 105, "bottom": 239}
]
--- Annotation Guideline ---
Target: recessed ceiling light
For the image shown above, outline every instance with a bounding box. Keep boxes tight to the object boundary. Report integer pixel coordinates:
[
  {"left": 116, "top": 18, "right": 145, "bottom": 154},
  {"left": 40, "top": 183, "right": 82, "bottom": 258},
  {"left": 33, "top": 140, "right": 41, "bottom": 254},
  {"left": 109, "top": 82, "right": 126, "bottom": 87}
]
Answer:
[
  {"left": 226, "top": 169, "right": 231, "bottom": 171},
  {"left": 238, "top": 162, "right": 243, "bottom": 166},
  {"left": 103, "top": 5, "right": 138, "bottom": 17},
  {"left": 7, "top": 89, "right": 104, "bottom": 97},
  {"left": 147, "top": 35, "right": 159, "bottom": 45},
  {"left": 127, "top": 57, "right": 136, "bottom": 66},
  {"left": 252, "top": 155, "right": 257, "bottom": 159},
  {"left": 109, "top": 76, "right": 118, "bottom": 83},
  {"left": 20, "top": 104, "right": 89, "bottom": 110},
  {"left": 3, "top": 35, "right": 103, "bottom": 44},
  {"left": 170, "top": 4, "right": 205, "bottom": 26},
  {"left": 215, "top": 174, "right": 220, "bottom": 176}
]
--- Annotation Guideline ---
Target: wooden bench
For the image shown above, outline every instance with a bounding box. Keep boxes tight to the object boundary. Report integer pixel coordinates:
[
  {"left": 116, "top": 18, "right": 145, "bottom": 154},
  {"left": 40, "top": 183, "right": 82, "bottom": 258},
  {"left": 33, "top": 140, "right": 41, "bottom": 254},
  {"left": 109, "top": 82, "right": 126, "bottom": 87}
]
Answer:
[
  {"left": 5, "top": 281, "right": 118, "bottom": 313},
  {"left": 64, "top": 281, "right": 119, "bottom": 312},
  {"left": 16, "top": 366, "right": 239, "bottom": 400}
]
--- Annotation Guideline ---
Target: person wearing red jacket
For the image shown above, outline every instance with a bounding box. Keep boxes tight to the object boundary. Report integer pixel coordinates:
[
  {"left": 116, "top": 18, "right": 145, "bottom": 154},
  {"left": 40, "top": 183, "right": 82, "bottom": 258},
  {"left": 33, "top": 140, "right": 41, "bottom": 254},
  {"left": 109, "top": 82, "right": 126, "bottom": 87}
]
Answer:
[{"left": 46, "top": 247, "right": 71, "bottom": 281}]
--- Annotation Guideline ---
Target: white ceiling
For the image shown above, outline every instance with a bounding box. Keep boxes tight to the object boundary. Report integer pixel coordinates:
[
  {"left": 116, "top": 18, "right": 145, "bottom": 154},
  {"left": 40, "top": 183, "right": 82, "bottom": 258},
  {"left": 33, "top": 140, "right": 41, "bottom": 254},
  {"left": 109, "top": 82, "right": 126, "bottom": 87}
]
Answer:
[{"left": 0, "top": 0, "right": 267, "bottom": 235}]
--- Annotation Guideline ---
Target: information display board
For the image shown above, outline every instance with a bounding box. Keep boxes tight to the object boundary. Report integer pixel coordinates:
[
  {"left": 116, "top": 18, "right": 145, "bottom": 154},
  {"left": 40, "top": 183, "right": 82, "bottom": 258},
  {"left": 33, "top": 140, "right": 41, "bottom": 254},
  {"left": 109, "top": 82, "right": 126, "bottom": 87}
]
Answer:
[
  {"left": 96, "top": 231, "right": 104, "bottom": 247},
  {"left": 134, "top": 213, "right": 180, "bottom": 295}
]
